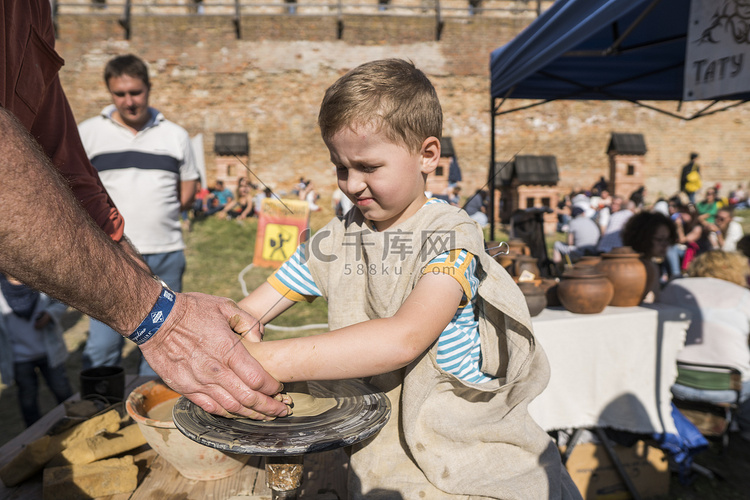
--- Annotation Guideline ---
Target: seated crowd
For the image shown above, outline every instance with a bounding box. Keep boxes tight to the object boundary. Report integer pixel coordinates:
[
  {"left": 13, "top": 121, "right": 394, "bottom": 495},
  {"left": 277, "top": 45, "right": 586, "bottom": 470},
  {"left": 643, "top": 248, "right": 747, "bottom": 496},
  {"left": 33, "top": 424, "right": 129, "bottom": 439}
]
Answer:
[
  {"left": 553, "top": 181, "right": 748, "bottom": 288},
  {"left": 551, "top": 180, "right": 750, "bottom": 443}
]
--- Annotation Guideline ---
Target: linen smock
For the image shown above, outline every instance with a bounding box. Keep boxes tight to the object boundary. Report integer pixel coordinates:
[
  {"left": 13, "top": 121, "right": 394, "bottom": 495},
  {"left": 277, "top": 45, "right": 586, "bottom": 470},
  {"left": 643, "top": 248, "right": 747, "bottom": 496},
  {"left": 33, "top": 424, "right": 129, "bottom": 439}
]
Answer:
[
  {"left": 270, "top": 199, "right": 489, "bottom": 384},
  {"left": 290, "top": 201, "right": 579, "bottom": 499}
]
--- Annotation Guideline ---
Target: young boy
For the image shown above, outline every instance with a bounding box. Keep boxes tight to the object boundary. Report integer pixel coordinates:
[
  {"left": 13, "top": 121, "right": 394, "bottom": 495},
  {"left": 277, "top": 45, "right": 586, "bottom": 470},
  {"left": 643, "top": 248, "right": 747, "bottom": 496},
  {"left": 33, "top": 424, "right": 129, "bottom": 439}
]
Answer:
[{"left": 239, "top": 59, "right": 578, "bottom": 499}]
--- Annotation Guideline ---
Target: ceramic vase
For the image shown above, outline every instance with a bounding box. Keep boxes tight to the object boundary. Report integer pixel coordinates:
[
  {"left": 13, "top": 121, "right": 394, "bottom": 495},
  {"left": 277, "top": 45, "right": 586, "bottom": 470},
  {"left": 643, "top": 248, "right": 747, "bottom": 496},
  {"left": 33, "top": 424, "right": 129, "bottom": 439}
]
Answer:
[
  {"left": 518, "top": 281, "right": 547, "bottom": 317},
  {"left": 507, "top": 238, "right": 530, "bottom": 256},
  {"left": 556, "top": 266, "right": 614, "bottom": 314},
  {"left": 594, "top": 246, "right": 648, "bottom": 307},
  {"left": 513, "top": 255, "right": 541, "bottom": 278},
  {"left": 126, "top": 381, "right": 249, "bottom": 481}
]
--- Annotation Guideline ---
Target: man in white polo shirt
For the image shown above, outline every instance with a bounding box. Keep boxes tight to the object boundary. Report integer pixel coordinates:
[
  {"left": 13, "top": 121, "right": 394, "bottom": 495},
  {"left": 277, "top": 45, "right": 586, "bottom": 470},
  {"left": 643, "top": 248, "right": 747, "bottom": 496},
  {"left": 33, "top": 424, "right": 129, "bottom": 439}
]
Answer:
[{"left": 78, "top": 54, "right": 199, "bottom": 376}]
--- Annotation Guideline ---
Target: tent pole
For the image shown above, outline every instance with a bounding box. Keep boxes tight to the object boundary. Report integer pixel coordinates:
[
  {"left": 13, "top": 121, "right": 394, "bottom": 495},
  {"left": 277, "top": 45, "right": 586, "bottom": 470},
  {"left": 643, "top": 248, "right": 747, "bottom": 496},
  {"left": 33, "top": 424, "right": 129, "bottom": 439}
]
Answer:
[{"left": 489, "top": 96, "right": 496, "bottom": 241}]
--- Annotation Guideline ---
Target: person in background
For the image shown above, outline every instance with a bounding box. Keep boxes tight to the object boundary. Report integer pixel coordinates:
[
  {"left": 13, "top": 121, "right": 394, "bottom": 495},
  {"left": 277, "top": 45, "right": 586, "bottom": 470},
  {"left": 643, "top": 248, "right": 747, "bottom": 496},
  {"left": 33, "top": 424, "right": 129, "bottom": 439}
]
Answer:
[
  {"left": 680, "top": 152, "right": 701, "bottom": 204},
  {"left": 553, "top": 205, "right": 600, "bottom": 267},
  {"left": 253, "top": 186, "right": 274, "bottom": 215},
  {"left": 332, "top": 186, "right": 354, "bottom": 217},
  {"left": 629, "top": 185, "right": 646, "bottom": 210},
  {"left": 0, "top": 274, "right": 73, "bottom": 427},
  {"left": 706, "top": 206, "right": 744, "bottom": 252},
  {"left": 659, "top": 250, "right": 750, "bottom": 442},
  {"left": 696, "top": 186, "right": 721, "bottom": 224},
  {"left": 621, "top": 211, "right": 677, "bottom": 301},
  {"left": 205, "top": 179, "right": 234, "bottom": 216},
  {"left": 596, "top": 196, "right": 635, "bottom": 253},
  {"left": 218, "top": 181, "right": 255, "bottom": 220},
  {"left": 730, "top": 182, "right": 748, "bottom": 208},
  {"left": 301, "top": 179, "right": 321, "bottom": 212},
  {"left": 463, "top": 189, "right": 489, "bottom": 226},
  {"left": 78, "top": 54, "right": 200, "bottom": 377},
  {"left": 446, "top": 184, "right": 462, "bottom": 206}
]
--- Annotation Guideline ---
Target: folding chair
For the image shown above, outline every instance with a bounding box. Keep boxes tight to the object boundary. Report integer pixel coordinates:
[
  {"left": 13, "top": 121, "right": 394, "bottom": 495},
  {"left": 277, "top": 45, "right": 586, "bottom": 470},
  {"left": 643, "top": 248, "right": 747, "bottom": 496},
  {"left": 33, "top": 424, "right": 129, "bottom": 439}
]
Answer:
[{"left": 671, "top": 361, "right": 743, "bottom": 450}]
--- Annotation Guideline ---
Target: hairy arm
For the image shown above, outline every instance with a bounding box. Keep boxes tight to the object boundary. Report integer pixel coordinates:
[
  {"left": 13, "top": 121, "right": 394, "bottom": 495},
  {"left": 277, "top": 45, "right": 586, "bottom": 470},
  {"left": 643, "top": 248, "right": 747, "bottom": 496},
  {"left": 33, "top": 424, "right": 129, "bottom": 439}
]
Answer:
[
  {"left": 238, "top": 273, "right": 463, "bottom": 382},
  {"left": 0, "top": 108, "right": 158, "bottom": 333},
  {"left": 0, "top": 108, "right": 288, "bottom": 419}
]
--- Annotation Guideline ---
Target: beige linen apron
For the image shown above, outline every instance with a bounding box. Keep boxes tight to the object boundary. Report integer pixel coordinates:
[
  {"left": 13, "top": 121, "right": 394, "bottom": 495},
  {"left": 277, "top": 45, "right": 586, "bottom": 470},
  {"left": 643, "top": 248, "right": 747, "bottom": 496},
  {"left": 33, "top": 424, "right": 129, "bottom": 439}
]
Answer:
[{"left": 307, "top": 203, "right": 580, "bottom": 499}]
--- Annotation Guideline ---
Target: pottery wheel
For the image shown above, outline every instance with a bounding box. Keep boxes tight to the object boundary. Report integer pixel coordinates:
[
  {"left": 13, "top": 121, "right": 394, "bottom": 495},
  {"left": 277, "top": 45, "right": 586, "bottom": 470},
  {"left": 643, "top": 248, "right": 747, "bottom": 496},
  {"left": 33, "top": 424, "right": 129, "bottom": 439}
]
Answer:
[{"left": 172, "top": 379, "right": 391, "bottom": 456}]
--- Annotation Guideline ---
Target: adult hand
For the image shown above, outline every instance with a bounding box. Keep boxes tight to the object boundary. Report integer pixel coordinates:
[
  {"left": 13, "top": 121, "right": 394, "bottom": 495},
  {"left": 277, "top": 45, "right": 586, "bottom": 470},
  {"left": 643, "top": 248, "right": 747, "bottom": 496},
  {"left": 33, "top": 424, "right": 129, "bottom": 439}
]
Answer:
[{"left": 139, "top": 291, "right": 290, "bottom": 420}]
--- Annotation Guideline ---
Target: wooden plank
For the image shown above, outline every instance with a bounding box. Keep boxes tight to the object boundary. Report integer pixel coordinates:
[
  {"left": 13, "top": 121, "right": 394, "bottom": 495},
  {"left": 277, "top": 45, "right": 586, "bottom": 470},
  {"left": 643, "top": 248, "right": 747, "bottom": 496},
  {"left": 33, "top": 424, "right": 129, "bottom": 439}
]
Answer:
[
  {"left": 1, "top": 374, "right": 351, "bottom": 499},
  {"left": 129, "top": 455, "right": 269, "bottom": 499},
  {"left": 0, "top": 376, "right": 151, "bottom": 500}
]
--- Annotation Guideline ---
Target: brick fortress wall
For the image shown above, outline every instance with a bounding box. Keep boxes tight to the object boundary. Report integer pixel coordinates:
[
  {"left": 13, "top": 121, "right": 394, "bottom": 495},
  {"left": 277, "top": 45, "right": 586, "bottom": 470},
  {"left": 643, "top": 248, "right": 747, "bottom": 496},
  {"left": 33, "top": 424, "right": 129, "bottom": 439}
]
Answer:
[{"left": 55, "top": 11, "right": 750, "bottom": 207}]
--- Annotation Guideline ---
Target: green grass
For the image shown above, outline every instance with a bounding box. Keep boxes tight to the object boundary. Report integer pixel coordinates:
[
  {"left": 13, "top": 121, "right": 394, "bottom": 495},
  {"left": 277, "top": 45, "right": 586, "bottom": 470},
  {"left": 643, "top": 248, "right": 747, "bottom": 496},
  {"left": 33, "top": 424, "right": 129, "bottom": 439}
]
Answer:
[{"left": 182, "top": 216, "right": 329, "bottom": 338}]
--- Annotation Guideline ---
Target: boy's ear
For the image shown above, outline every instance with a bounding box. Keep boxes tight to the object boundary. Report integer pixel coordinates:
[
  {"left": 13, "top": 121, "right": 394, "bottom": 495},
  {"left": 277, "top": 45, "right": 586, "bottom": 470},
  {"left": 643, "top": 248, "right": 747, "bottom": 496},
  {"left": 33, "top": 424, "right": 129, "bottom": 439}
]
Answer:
[{"left": 420, "top": 137, "right": 441, "bottom": 175}]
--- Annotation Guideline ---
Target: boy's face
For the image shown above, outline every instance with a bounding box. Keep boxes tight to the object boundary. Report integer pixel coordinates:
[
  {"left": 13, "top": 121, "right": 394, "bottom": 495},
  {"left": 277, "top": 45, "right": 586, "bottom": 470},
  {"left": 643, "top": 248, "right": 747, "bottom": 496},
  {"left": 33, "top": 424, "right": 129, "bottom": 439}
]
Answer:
[{"left": 326, "top": 124, "right": 439, "bottom": 232}]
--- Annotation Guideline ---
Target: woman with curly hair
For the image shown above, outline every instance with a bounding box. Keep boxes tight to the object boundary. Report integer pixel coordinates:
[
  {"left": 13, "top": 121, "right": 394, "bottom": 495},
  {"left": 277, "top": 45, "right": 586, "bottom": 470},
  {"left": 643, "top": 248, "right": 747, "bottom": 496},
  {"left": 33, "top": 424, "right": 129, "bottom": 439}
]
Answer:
[
  {"left": 621, "top": 210, "right": 678, "bottom": 302},
  {"left": 659, "top": 250, "right": 750, "bottom": 442}
]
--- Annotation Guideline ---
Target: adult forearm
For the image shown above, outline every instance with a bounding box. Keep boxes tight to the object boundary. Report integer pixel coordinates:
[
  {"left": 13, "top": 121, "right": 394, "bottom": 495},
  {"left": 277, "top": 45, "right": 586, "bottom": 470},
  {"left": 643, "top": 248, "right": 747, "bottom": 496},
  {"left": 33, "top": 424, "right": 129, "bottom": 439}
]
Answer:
[{"left": 0, "top": 108, "right": 159, "bottom": 335}]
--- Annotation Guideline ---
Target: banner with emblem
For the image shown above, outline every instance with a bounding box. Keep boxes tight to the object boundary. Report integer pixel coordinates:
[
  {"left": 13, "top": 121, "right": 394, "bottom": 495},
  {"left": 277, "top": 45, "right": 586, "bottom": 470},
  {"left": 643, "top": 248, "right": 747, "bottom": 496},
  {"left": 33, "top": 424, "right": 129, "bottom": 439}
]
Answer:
[
  {"left": 253, "top": 198, "right": 310, "bottom": 268},
  {"left": 683, "top": 0, "right": 750, "bottom": 101}
]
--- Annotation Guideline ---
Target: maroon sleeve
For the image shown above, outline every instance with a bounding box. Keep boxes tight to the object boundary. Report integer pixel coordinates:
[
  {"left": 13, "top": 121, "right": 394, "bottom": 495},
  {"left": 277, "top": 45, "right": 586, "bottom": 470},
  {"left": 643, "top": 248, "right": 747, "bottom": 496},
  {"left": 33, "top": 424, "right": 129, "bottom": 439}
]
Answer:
[{"left": 1, "top": 0, "right": 125, "bottom": 242}]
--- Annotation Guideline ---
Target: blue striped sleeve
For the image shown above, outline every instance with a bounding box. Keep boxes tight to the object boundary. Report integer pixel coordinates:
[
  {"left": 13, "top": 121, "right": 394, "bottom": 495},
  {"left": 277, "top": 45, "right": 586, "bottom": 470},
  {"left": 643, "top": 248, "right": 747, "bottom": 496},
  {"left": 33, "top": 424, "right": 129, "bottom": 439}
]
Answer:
[{"left": 268, "top": 243, "right": 322, "bottom": 302}]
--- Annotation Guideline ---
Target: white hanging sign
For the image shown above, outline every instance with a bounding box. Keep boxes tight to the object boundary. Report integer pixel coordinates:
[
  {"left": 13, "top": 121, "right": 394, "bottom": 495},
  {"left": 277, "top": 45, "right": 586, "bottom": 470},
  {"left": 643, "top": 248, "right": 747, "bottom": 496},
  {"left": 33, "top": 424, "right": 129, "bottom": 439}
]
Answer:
[{"left": 683, "top": 0, "right": 750, "bottom": 101}]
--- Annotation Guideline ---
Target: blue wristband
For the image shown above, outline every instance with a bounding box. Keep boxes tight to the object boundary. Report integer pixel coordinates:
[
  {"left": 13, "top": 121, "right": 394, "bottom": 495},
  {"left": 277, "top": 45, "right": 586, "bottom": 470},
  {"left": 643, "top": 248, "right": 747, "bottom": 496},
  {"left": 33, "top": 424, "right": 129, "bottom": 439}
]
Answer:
[{"left": 128, "top": 282, "right": 176, "bottom": 345}]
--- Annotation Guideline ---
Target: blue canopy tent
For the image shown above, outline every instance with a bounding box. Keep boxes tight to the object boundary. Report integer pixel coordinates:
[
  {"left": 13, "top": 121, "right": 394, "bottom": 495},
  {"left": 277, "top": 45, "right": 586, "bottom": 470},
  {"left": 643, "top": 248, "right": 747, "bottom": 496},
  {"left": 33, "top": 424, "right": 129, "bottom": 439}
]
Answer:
[{"left": 486, "top": 0, "right": 750, "bottom": 237}]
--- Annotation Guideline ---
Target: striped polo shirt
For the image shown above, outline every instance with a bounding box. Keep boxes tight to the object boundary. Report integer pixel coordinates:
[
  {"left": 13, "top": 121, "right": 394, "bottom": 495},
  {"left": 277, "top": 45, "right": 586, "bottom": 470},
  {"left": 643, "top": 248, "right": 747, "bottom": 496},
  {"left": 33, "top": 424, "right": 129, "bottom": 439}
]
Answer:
[{"left": 78, "top": 105, "right": 200, "bottom": 254}]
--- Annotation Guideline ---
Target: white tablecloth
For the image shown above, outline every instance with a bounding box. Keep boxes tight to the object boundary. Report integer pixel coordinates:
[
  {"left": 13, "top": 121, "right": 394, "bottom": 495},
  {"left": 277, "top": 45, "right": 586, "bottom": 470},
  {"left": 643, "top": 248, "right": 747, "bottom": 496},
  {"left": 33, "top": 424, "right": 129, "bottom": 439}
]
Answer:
[{"left": 528, "top": 303, "right": 690, "bottom": 436}]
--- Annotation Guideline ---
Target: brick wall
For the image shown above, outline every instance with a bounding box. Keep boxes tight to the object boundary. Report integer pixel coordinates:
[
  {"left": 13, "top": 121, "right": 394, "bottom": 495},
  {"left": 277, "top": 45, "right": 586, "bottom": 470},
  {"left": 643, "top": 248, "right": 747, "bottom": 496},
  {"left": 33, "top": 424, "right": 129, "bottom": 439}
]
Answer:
[{"left": 55, "top": 12, "right": 750, "bottom": 206}]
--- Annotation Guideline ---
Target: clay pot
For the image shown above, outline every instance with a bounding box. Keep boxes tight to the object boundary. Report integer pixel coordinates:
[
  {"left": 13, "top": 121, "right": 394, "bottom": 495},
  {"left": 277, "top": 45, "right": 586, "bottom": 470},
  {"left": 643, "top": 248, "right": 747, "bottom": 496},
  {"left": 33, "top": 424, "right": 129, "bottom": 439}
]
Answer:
[
  {"left": 507, "top": 238, "right": 530, "bottom": 256},
  {"left": 575, "top": 255, "right": 602, "bottom": 267},
  {"left": 518, "top": 281, "right": 547, "bottom": 317},
  {"left": 556, "top": 266, "right": 614, "bottom": 314},
  {"left": 594, "top": 246, "right": 648, "bottom": 307},
  {"left": 513, "top": 255, "right": 541, "bottom": 279},
  {"left": 126, "top": 380, "right": 249, "bottom": 481}
]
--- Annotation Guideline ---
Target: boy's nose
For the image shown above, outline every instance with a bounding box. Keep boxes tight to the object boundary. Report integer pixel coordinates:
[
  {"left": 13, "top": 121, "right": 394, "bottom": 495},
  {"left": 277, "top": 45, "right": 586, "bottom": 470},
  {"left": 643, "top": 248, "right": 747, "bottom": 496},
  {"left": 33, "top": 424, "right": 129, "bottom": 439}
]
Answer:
[{"left": 346, "top": 171, "right": 366, "bottom": 195}]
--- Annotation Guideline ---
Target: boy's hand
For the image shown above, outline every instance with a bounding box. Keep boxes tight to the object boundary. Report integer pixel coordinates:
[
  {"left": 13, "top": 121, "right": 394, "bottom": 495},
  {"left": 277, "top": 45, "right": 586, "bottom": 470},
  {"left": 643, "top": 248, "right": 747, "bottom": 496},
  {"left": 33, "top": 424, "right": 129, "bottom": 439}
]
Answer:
[{"left": 34, "top": 312, "right": 51, "bottom": 330}]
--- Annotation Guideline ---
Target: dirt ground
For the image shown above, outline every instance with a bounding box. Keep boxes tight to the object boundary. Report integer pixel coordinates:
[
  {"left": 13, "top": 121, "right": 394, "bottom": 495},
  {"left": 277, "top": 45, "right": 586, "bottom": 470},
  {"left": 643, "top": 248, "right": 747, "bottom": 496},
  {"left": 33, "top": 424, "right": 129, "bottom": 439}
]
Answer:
[{"left": 1, "top": 310, "right": 749, "bottom": 499}]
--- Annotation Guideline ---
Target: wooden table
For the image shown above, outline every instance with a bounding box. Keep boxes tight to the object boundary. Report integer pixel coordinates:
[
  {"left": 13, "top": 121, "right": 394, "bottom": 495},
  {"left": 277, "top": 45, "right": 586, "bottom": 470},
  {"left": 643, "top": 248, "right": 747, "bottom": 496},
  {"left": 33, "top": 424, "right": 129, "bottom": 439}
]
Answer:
[{"left": 0, "top": 376, "right": 348, "bottom": 499}]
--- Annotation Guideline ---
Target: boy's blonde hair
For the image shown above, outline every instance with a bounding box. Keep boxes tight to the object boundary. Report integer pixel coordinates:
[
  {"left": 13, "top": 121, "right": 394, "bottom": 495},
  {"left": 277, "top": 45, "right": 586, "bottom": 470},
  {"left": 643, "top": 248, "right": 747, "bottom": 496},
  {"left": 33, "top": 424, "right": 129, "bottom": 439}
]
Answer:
[
  {"left": 318, "top": 59, "right": 442, "bottom": 154},
  {"left": 687, "top": 250, "right": 749, "bottom": 286}
]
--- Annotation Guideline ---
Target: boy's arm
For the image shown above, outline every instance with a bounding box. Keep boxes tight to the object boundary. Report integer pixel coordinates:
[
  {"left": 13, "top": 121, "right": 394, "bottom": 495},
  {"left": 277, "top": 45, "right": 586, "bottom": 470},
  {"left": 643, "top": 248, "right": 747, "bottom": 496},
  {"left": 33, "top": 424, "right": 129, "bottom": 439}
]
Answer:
[
  {"left": 240, "top": 272, "right": 463, "bottom": 382},
  {"left": 238, "top": 282, "right": 299, "bottom": 328}
]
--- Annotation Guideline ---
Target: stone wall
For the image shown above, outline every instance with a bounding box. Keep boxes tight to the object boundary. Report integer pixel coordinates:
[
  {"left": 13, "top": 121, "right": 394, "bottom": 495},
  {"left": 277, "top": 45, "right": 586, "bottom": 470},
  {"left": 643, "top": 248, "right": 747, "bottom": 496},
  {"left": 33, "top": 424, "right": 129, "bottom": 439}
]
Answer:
[{"left": 54, "top": 11, "right": 750, "bottom": 207}]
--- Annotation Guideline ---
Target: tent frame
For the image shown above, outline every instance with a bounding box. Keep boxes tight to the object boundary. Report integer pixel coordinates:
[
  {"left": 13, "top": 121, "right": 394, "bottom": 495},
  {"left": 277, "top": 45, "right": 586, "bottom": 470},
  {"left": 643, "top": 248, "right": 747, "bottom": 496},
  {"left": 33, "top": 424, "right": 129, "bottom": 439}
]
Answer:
[{"left": 487, "top": 0, "right": 749, "bottom": 239}]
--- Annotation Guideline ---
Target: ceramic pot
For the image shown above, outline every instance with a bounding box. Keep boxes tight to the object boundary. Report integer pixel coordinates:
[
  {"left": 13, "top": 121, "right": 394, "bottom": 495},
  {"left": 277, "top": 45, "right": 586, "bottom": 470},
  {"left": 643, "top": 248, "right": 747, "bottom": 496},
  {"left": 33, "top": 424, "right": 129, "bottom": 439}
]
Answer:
[
  {"left": 507, "top": 238, "right": 530, "bottom": 256},
  {"left": 594, "top": 246, "right": 648, "bottom": 307},
  {"left": 575, "top": 255, "right": 602, "bottom": 267},
  {"left": 557, "top": 266, "right": 614, "bottom": 314},
  {"left": 518, "top": 281, "right": 547, "bottom": 317},
  {"left": 126, "top": 380, "right": 249, "bottom": 481},
  {"left": 513, "top": 255, "right": 541, "bottom": 278}
]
